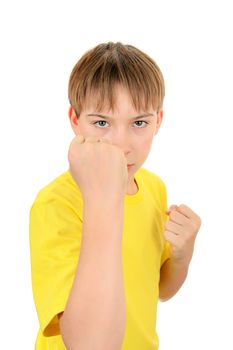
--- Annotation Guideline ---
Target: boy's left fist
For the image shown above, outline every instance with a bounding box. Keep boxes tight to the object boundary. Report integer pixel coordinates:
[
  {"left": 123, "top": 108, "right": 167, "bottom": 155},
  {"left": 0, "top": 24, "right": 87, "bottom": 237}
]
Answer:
[{"left": 164, "top": 204, "right": 202, "bottom": 263}]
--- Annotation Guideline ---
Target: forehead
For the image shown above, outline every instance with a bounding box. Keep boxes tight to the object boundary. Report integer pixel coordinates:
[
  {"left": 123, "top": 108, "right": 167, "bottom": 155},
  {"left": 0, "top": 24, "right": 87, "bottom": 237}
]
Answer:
[{"left": 83, "top": 84, "right": 151, "bottom": 114}]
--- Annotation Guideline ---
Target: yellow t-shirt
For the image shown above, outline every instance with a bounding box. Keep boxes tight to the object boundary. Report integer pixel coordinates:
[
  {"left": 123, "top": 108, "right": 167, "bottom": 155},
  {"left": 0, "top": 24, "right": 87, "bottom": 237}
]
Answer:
[{"left": 29, "top": 167, "right": 170, "bottom": 350}]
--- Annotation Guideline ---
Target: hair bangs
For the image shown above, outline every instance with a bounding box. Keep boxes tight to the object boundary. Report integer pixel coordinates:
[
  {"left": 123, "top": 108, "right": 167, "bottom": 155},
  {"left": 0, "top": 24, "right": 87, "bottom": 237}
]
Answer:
[{"left": 68, "top": 42, "right": 164, "bottom": 117}]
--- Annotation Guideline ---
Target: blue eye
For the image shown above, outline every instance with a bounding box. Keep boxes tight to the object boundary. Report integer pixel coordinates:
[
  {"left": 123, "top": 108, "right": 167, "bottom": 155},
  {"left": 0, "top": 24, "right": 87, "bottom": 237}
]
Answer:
[
  {"left": 92, "top": 120, "right": 149, "bottom": 128},
  {"left": 93, "top": 121, "right": 108, "bottom": 128}
]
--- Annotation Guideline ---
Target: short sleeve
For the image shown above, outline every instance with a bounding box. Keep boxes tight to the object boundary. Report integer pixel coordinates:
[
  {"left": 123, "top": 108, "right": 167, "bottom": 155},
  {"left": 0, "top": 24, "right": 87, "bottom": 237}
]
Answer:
[
  {"left": 160, "top": 239, "right": 171, "bottom": 267},
  {"left": 159, "top": 178, "right": 171, "bottom": 267},
  {"left": 29, "top": 195, "right": 83, "bottom": 337}
]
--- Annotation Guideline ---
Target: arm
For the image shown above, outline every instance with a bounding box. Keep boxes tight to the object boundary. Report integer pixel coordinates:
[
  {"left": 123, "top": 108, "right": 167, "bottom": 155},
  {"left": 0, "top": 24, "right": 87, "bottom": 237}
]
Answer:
[
  {"left": 159, "top": 204, "right": 201, "bottom": 302},
  {"left": 59, "top": 198, "right": 126, "bottom": 350},
  {"left": 159, "top": 256, "right": 190, "bottom": 302}
]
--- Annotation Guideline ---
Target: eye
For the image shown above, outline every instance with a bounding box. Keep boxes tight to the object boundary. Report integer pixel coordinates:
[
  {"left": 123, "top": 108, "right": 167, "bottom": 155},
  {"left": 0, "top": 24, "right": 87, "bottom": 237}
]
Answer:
[
  {"left": 93, "top": 120, "right": 109, "bottom": 128},
  {"left": 134, "top": 121, "right": 149, "bottom": 128},
  {"left": 92, "top": 120, "right": 149, "bottom": 128}
]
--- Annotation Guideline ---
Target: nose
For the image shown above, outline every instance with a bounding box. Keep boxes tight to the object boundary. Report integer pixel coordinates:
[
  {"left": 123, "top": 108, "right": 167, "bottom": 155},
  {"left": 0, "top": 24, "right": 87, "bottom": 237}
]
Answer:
[{"left": 110, "top": 129, "right": 132, "bottom": 157}]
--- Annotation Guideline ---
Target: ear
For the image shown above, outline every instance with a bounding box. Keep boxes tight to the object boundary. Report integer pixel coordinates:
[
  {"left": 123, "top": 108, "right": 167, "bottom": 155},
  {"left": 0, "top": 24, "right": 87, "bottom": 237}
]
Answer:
[
  {"left": 68, "top": 105, "right": 80, "bottom": 134},
  {"left": 154, "top": 110, "right": 163, "bottom": 136},
  {"left": 68, "top": 105, "right": 77, "bottom": 119}
]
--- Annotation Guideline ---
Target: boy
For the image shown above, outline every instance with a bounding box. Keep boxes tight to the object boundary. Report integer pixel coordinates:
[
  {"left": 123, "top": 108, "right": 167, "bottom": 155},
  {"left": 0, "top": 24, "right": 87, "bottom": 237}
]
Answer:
[{"left": 29, "top": 42, "right": 201, "bottom": 350}]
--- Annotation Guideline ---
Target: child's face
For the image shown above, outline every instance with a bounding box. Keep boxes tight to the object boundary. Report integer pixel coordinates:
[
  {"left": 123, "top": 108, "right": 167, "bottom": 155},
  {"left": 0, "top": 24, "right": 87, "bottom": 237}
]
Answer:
[{"left": 69, "top": 85, "right": 163, "bottom": 188}]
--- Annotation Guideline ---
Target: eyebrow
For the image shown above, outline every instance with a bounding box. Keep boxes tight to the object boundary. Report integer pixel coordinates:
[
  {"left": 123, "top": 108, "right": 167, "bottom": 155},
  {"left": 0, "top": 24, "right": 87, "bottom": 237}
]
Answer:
[{"left": 86, "top": 113, "right": 155, "bottom": 120}]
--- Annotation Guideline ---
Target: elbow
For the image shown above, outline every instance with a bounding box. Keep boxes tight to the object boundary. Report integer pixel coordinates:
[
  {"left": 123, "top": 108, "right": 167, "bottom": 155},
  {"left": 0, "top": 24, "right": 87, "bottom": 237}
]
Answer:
[
  {"left": 159, "top": 289, "right": 179, "bottom": 302},
  {"left": 159, "top": 285, "right": 176, "bottom": 302},
  {"left": 159, "top": 295, "right": 172, "bottom": 302}
]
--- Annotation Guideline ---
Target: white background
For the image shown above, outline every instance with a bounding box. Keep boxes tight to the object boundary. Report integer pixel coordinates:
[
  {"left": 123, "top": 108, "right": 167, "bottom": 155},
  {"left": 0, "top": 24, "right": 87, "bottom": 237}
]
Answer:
[{"left": 1, "top": 0, "right": 232, "bottom": 348}]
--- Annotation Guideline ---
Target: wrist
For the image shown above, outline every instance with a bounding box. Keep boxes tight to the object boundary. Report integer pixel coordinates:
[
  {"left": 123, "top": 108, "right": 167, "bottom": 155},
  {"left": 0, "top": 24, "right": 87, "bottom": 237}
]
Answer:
[
  {"left": 170, "top": 254, "right": 191, "bottom": 269},
  {"left": 83, "top": 193, "right": 125, "bottom": 207},
  {"left": 83, "top": 196, "right": 125, "bottom": 219},
  {"left": 170, "top": 244, "right": 194, "bottom": 266}
]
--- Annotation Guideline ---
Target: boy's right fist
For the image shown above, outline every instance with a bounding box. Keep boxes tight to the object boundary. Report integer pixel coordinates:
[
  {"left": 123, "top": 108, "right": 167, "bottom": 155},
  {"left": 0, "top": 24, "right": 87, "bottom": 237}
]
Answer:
[{"left": 68, "top": 134, "right": 129, "bottom": 202}]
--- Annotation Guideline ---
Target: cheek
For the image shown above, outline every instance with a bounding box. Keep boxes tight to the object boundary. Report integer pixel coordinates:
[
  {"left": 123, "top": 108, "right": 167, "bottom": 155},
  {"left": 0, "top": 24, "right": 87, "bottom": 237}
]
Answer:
[
  {"left": 78, "top": 124, "right": 97, "bottom": 138},
  {"left": 135, "top": 136, "right": 153, "bottom": 155},
  {"left": 139, "top": 134, "right": 154, "bottom": 147}
]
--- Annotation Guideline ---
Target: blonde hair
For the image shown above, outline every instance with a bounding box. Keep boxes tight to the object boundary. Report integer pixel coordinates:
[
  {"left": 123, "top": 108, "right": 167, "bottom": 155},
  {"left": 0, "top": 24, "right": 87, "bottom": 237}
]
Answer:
[{"left": 68, "top": 42, "right": 165, "bottom": 117}]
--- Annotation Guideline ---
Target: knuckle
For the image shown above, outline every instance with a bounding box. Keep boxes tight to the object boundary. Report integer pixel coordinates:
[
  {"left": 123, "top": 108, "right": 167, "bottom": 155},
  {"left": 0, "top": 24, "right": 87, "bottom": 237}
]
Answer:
[
  {"left": 189, "top": 222, "right": 197, "bottom": 234},
  {"left": 86, "top": 135, "right": 100, "bottom": 143},
  {"left": 179, "top": 204, "right": 187, "bottom": 211},
  {"left": 170, "top": 210, "right": 177, "bottom": 220},
  {"left": 197, "top": 216, "right": 202, "bottom": 226},
  {"left": 194, "top": 221, "right": 199, "bottom": 231}
]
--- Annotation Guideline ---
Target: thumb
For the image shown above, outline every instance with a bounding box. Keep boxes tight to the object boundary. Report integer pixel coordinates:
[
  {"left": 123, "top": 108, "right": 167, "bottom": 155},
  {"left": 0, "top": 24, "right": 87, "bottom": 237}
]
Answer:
[{"left": 166, "top": 204, "right": 179, "bottom": 215}]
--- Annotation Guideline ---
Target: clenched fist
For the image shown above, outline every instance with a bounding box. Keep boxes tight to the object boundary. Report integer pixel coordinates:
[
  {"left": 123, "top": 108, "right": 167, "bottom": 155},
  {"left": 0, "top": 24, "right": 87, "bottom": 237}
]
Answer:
[
  {"left": 68, "top": 134, "right": 129, "bottom": 203},
  {"left": 164, "top": 204, "right": 202, "bottom": 263}
]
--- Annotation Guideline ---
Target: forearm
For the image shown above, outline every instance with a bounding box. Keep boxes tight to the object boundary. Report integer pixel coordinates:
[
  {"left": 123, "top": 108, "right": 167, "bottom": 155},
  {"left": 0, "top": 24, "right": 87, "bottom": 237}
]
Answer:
[
  {"left": 60, "top": 199, "right": 126, "bottom": 350},
  {"left": 159, "top": 257, "right": 190, "bottom": 302}
]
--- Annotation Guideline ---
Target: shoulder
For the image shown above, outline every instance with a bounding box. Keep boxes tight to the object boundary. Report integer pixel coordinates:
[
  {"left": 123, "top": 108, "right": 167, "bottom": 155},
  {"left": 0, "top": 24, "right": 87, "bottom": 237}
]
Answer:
[
  {"left": 138, "top": 167, "right": 167, "bottom": 209},
  {"left": 138, "top": 167, "right": 168, "bottom": 216},
  {"left": 138, "top": 167, "right": 166, "bottom": 192},
  {"left": 30, "top": 169, "right": 83, "bottom": 215},
  {"left": 29, "top": 170, "right": 83, "bottom": 251}
]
